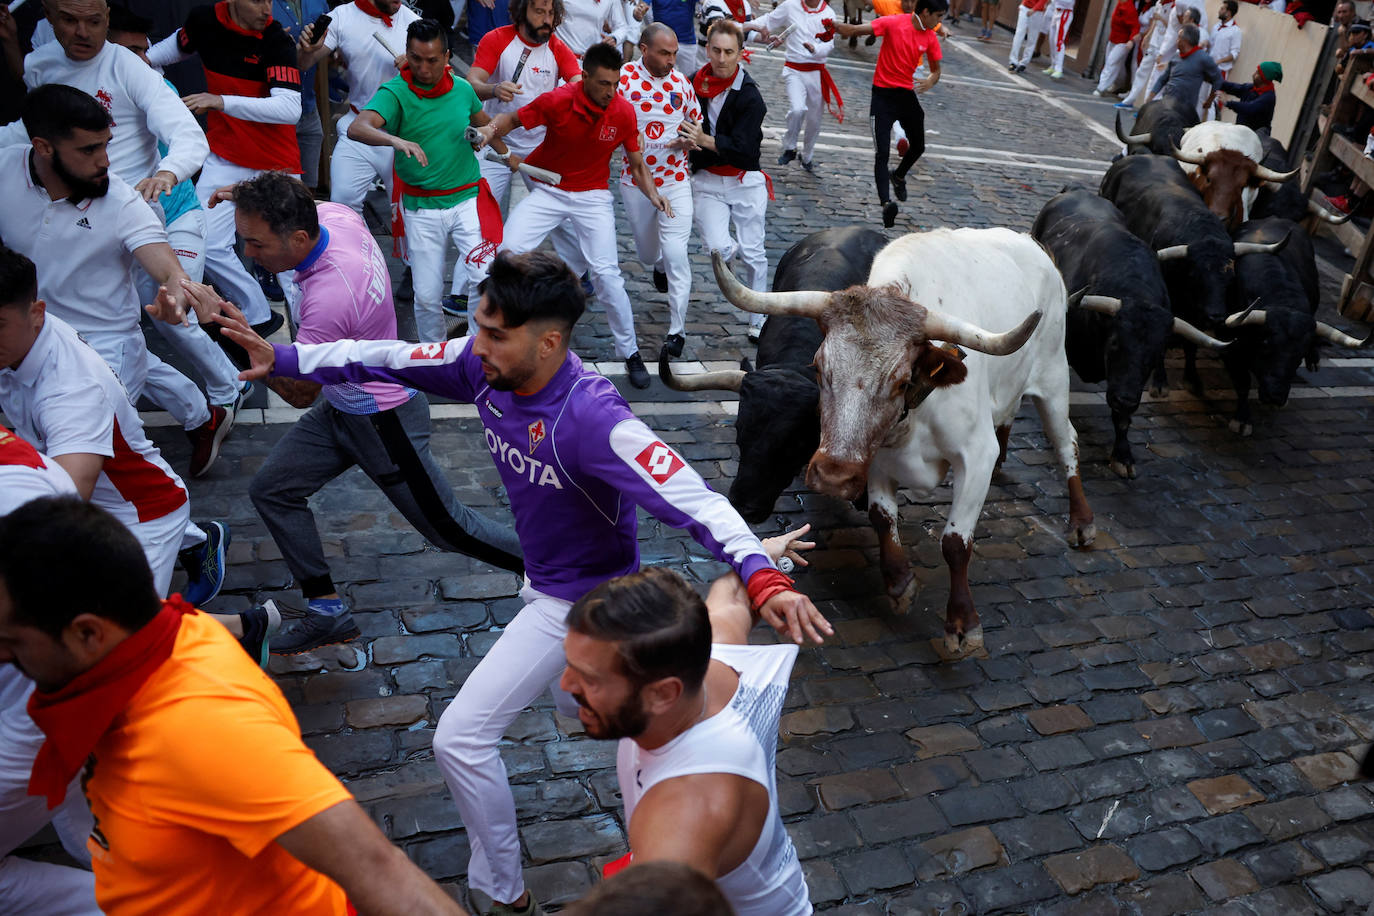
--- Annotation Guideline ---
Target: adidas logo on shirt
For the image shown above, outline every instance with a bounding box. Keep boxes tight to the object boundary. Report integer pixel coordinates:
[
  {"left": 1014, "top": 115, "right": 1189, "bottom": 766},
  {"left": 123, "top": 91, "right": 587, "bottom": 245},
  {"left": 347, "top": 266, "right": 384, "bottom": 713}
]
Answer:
[{"left": 76, "top": 217, "right": 92, "bottom": 229}]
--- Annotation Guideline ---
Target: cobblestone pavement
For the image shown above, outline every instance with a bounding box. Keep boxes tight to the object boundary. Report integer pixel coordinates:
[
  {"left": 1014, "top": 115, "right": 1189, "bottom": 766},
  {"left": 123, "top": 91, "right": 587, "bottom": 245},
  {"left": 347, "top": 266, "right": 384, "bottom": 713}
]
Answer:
[{"left": 128, "top": 20, "right": 1374, "bottom": 915}]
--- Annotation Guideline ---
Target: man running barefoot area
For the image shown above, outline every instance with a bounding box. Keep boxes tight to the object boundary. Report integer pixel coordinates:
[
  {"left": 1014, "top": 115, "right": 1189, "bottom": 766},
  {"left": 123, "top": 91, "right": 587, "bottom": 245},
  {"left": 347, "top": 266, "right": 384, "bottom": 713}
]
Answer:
[
  {"left": 214, "top": 249, "right": 832, "bottom": 916},
  {"left": 836, "top": 0, "right": 945, "bottom": 228}
]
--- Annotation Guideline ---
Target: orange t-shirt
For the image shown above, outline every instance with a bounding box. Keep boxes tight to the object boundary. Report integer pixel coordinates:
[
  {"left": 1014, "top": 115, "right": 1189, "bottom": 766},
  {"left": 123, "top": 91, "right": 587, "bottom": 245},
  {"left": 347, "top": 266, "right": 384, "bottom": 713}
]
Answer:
[
  {"left": 871, "top": 0, "right": 904, "bottom": 15},
  {"left": 83, "top": 613, "right": 353, "bottom": 916}
]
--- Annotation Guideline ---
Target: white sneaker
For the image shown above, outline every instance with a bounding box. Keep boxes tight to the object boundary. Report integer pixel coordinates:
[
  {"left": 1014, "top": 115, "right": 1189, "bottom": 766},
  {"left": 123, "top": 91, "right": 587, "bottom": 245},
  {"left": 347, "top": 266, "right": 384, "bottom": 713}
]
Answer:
[
  {"left": 1092, "top": 89, "right": 1103, "bottom": 96},
  {"left": 1048, "top": 69, "right": 1063, "bottom": 79}
]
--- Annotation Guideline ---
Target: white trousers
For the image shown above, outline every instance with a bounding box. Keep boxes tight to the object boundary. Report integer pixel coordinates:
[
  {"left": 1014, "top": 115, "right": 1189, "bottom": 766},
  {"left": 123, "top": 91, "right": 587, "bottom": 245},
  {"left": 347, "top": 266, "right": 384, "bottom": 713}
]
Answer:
[
  {"left": 693, "top": 170, "right": 769, "bottom": 328},
  {"left": 133, "top": 498, "right": 205, "bottom": 597},
  {"left": 502, "top": 186, "right": 640, "bottom": 358},
  {"left": 1009, "top": 7, "right": 1048, "bottom": 68},
  {"left": 1125, "top": 41, "right": 1163, "bottom": 106},
  {"left": 782, "top": 67, "right": 823, "bottom": 162},
  {"left": 331, "top": 112, "right": 396, "bottom": 215},
  {"left": 1046, "top": 9, "right": 1073, "bottom": 72},
  {"left": 85, "top": 330, "right": 211, "bottom": 432},
  {"left": 481, "top": 156, "right": 590, "bottom": 279},
  {"left": 432, "top": 584, "right": 575, "bottom": 905},
  {"left": 194, "top": 153, "right": 273, "bottom": 326},
  {"left": 136, "top": 209, "right": 243, "bottom": 407},
  {"left": 678, "top": 44, "right": 701, "bottom": 80},
  {"left": 406, "top": 199, "right": 487, "bottom": 341},
  {"left": 620, "top": 179, "right": 694, "bottom": 336},
  {"left": 1096, "top": 40, "right": 1132, "bottom": 93}
]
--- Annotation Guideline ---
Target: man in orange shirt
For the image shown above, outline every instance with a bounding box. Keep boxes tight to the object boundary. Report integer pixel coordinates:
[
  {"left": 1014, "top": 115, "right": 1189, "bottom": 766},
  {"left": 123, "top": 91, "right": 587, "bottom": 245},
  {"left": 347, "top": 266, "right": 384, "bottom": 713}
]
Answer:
[{"left": 0, "top": 497, "right": 465, "bottom": 916}]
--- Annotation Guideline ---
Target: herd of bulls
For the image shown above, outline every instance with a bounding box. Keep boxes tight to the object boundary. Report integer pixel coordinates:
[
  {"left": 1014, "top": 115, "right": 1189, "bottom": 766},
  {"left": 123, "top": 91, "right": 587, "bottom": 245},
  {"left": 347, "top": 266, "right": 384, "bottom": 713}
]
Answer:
[{"left": 656, "top": 103, "right": 1370, "bottom": 658}]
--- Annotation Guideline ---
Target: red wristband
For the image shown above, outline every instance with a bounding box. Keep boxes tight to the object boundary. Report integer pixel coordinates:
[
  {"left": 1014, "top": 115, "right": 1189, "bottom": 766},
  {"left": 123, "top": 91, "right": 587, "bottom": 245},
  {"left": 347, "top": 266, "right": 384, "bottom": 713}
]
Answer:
[{"left": 746, "top": 567, "right": 796, "bottom": 611}]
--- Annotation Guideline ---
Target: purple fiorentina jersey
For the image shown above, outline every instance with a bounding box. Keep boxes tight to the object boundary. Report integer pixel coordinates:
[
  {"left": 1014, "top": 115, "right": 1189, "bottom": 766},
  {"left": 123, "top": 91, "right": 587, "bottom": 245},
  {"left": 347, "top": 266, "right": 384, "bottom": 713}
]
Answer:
[{"left": 273, "top": 337, "right": 774, "bottom": 600}]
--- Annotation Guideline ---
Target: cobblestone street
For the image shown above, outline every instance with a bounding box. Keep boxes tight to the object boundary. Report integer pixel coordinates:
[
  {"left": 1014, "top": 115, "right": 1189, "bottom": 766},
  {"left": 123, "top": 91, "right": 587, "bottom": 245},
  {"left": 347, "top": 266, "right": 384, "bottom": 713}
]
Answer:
[{"left": 129, "top": 20, "right": 1374, "bottom": 915}]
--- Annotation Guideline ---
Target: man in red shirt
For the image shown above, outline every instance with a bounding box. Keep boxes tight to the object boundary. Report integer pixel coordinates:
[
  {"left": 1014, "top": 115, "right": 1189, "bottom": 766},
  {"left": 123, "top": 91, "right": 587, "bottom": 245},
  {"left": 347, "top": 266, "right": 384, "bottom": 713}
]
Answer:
[
  {"left": 835, "top": 0, "right": 946, "bottom": 228},
  {"left": 1095, "top": 0, "right": 1141, "bottom": 96},
  {"left": 476, "top": 42, "right": 672, "bottom": 390}
]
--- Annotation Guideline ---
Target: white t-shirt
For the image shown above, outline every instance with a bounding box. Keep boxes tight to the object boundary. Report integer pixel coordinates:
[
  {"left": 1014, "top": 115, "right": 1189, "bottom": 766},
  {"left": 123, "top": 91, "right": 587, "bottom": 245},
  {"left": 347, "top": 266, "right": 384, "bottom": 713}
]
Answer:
[
  {"left": 1049, "top": 0, "right": 1076, "bottom": 12},
  {"left": 1210, "top": 19, "right": 1242, "bottom": 70},
  {"left": 757, "top": 0, "right": 837, "bottom": 66},
  {"left": 1, "top": 41, "right": 208, "bottom": 188},
  {"left": 324, "top": 1, "right": 422, "bottom": 112},
  {"left": 0, "top": 425, "right": 77, "bottom": 515},
  {"left": 617, "top": 61, "right": 700, "bottom": 187},
  {"left": 472, "top": 26, "right": 582, "bottom": 155},
  {"left": 0, "top": 316, "right": 189, "bottom": 527},
  {"left": 617, "top": 643, "right": 810, "bottom": 916},
  {"left": 0, "top": 146, "right": 166, "bottom": 336},
  {"left": 557, "top": 0, "right": 633, "bottom": 56}
]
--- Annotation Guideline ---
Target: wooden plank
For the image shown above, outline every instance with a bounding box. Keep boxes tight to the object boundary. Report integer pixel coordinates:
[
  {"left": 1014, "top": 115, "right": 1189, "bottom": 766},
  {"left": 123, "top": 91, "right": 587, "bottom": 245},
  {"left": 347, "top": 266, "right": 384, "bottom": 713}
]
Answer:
[
  {"left": 1352, "top": 74, "right": 1374, "bottom": 111},
  {"left": 1329, "top": 133, "right": 1374, "bottom": 191}
]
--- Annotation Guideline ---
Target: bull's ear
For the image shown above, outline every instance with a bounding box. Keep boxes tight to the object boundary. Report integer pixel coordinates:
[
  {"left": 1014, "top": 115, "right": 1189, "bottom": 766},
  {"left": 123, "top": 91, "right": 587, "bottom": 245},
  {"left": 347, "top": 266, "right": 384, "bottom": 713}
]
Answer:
[{"left": 911, "top": 342, "right": 968, "bottom": 389}]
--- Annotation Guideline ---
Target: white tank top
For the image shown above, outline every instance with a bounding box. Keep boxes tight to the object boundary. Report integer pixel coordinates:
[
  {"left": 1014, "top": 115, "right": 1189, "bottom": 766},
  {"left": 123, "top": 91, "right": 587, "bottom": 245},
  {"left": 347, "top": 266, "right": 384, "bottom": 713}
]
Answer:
[{"left": 617, "top": 643, "right": 811, "bottom": 916}]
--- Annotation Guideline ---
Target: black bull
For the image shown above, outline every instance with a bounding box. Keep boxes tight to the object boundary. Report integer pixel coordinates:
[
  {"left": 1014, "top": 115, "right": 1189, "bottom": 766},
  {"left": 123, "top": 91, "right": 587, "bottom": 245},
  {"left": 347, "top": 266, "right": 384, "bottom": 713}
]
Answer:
[
  {"left": 658, "top": 227, "right": 888, "bottom": 522},
  {"left": 1115, "top": 97, "right": 1199, "bottom": 156}
]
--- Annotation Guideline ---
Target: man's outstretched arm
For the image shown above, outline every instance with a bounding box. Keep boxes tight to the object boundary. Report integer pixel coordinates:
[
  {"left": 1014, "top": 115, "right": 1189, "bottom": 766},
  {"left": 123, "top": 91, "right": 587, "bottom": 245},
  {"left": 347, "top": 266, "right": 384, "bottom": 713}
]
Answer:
[{"left": 706, "top": 524, "right": 816, "bottom": 645}]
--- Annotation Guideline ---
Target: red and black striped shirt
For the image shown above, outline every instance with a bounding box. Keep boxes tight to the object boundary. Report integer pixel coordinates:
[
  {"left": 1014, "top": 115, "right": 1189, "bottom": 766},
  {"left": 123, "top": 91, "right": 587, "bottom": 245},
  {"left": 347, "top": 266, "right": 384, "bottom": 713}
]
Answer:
[{"left": 177, "top": 1, "right": 302, "bottom": 172}]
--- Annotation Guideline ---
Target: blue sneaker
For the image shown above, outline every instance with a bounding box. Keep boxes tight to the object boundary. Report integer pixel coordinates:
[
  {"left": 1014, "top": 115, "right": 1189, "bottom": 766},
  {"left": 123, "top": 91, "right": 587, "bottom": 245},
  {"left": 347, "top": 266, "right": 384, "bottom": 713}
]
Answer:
[
  {"left": 1113, "top": 101, "right": 1134, "bottom": 110},
  {"left": 180, "top": 521, "right": 229, "bottom": 607},
  {"left": 580, "top": 273, "right": 596, "bottom": 298}
]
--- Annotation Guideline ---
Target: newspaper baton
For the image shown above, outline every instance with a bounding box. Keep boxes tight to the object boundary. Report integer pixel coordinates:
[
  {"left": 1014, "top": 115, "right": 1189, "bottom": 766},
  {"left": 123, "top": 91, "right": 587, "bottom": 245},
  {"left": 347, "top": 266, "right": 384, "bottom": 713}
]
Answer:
[
  {"left": 464, "top": 126, "right": 563, "bottom": 185},
  {"left": 372, "top": 31, "right": 400, "bottom": 57}
]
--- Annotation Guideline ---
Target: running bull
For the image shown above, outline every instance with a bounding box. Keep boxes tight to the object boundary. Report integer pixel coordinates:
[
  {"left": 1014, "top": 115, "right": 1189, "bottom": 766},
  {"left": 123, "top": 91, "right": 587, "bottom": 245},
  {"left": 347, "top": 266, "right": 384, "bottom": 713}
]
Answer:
[
  {"left": 1222, "top": 217, "right": 1369, "bottom": 435},
  {"left": 659, "top": 227, "right": 887, "bottom": 523},
  {"left": 1033, "top": 189, "right": 1228, "bottom": 479},
  {"left": 1167, "top": 122, "right": 1297, "bottom": 230},
  {"left": 1115, "top": 96, "right": 1199, "bottom": 156},
  {"left": 1100, "top": 154, "right": 1284, "bottom": 393},
  {"left": 711, "top": 228, "right": 1096, "bottom": 655}
]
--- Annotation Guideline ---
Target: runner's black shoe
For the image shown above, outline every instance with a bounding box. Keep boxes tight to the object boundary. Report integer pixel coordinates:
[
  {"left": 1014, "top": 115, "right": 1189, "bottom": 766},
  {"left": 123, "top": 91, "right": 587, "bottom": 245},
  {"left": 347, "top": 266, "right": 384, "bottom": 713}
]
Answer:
[
  {"left": 625, "top": 352, "right": 651, "bottom": 389},
  {"left": 890, "top": 171, "right": 907, "bottom": 202},
  {"left": 882, "top": 201, "right": 899, "bottom": 228},
  {"left": 271, "top": 608, "right": 361, "bottom": 655}
]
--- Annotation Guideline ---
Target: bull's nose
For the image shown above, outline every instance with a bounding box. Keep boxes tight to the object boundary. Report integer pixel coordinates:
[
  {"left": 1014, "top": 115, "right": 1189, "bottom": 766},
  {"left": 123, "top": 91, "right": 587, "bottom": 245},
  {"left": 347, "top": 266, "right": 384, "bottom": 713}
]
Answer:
[{"left": 807, "top": 455, "right": 866, "bottom": 501}]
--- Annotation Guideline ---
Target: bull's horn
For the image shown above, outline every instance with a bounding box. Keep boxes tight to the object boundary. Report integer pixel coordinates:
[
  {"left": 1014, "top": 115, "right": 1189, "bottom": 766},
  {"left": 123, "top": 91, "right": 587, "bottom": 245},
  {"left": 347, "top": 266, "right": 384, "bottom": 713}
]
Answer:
[
  {"left": 1309, "top": 199, "right": 1353, "bottom": 224},
  {"left": 1076, "top": 295, "right": 1123, "bottom": 316},
  {"left": 1115, "top": 110, "right": 1152, "bottom": 145},
  {"left": 657, "top": 352, "right": 747, "bottom": 392},
  {"left": 1156, "top": 245, "right": 1190, "bottom": 261},
  {"left": 1314, "top": 321, "right": 1371, "bottom": 348},
  {"left": 1172, "top": 316, "right": 1231, "bottom": 348},
  {"left": 922, "top": 308, "right": 1043, "bottom": 356},
  {"left": 1234, "top": 232, "right": 1290, "bottom": 256},
  {"left": 712, "top": 251, "right": 830, "bottom": 318},
  {"left": 1254, "top": 163, "right": 1299, "bottom": 182},
  {"left": 1225, "top": 306, "right": 1267, "bottom": 329},
  {"left": 1169, "top": 141, "right": 1208, "bottom": 166}
]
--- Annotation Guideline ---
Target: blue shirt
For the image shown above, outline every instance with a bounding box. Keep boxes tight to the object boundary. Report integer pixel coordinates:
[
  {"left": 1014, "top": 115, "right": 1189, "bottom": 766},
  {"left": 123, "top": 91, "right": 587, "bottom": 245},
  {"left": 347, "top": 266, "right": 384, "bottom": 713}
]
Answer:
[
  {"left": 467, "top": 1, "right": 512, "bottom": 48},
  {"left": 653, "top": 0, "right": 697, "bottom": 47},
  {"left": 273, "top": 0, "right": 330, "bottom": 113}
]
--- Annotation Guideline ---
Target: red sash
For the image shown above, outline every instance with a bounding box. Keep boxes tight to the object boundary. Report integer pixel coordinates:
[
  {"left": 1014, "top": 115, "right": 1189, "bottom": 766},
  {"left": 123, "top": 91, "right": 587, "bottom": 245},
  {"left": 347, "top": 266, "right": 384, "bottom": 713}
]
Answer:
[
  {"left": 390, "top": 176, "right": 503, "bottom": 266},
  {"left": 785, "top": 61, "right": 845, "bottom": 123}
]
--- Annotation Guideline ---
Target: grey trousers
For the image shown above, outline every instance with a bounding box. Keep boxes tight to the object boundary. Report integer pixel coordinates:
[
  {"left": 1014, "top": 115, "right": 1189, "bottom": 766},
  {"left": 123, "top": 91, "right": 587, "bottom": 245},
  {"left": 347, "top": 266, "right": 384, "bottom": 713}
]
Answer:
[{"left": 251, "top": 393, "right": 524, "bottom": 598}]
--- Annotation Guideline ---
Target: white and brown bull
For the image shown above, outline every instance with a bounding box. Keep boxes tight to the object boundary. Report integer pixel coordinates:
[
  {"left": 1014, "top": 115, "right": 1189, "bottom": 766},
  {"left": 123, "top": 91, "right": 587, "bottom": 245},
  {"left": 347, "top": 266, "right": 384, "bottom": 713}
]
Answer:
[
  {"left": 1169, "top": 122, "right": 1297, "bottom": 229},
  {"left": 712, "top": 228, "right": 1095, "bottom": 655}
]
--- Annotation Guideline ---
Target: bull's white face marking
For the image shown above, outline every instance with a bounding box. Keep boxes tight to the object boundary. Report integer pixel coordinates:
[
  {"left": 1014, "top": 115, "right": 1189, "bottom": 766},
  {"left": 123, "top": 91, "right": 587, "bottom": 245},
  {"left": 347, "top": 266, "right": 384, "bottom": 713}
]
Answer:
[{"left": 815, "top": 326, "right": 913, "bottom": 466}]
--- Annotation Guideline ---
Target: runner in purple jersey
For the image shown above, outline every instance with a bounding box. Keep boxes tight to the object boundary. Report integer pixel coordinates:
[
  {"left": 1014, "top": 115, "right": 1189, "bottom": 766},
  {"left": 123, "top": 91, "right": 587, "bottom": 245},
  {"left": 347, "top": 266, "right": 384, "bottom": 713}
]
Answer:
[{"left": 214, "top": 250, "right": 832, "bottom": 915}]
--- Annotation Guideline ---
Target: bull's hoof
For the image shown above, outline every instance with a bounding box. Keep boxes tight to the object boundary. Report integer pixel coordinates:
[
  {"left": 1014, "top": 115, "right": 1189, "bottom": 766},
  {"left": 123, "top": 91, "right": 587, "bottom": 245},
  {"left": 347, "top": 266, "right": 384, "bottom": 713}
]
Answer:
[
  {"left": 1227, "top": 418, "right": 1253, "bottom": 437},
  {"left": 943, "top": 625, "right": 984, "bottom": 657},
  {"left": 1108, "top": 459, "right": 1135, "bottom": 480},
  {"left": 1071, "top": 520, "right": 1097, "bottom": 548},
  {"left": 1148, "top": 385, "right": 1168, "bottom": 400},
  {"left": 890, "top": 576, "right": 918, "bottom": 615}
]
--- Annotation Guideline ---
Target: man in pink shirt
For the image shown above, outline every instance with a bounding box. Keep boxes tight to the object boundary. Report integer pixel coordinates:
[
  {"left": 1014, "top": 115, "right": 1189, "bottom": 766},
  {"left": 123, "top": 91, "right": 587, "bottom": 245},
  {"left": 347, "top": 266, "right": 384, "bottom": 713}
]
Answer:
[{"left": 204, "top": 172, "right": 524, "bottom": 655}]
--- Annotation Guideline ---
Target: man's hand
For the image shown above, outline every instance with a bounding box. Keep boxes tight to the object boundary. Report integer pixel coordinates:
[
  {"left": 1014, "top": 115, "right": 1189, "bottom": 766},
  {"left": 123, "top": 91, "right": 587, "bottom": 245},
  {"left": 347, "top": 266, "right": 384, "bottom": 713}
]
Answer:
[
  {"left": 477, "top": 0, "right": 495, "bottom": 8},
  {"left": 145, "top": 285, "right": 188, "bottom": 326},
  {"left": 494, "top": 80, "right": 521, "bottom": 102},
  {"left": 762, "top": 523, "right": 816, "bottom": 569},
  {"left": 916, "top": 76, "right": 937, "bottom": 94},
  {"left": 182, "top": 92, "right": 225, "bottom": 114},
  {"left": 651, "top": 192, "right": 676, "bottom": 219},
  {"left": 759, "top": 589, "right": 832, "bottom": 645},
  {"left": 633, "top": 1, "right": 649, "bottom": 20},
  {"left": 134, "top": 171, "right": 178, "bottom": 202},
  {"left": 206, "top": 183, "right": 237, "bottom": 208},
  {"left": 393, "top": 52, "right": 407, "bottom": 70},
  {"left": 0, "top": 3, "right": 18, "bottom": 48},
  {"left": 211, "top": 300, "right": 278, "bottom": 381},
  {"left": 393, "top": 137, "right": 429, "bottom": 166},
  {"left": 507, "top": 152, "right": 524, "bottom": 173},
  {"left": 177, "top": 277, "right": 233, "bottom": 324},
  {"left": 678, "top": 119, "right": 704, "bottom": 146},
  {"left": 299, "top": 22, "right": 327, "bottom": 55},
  {"left": 473, "top": 123, "right": 496, "bottom": 150}
]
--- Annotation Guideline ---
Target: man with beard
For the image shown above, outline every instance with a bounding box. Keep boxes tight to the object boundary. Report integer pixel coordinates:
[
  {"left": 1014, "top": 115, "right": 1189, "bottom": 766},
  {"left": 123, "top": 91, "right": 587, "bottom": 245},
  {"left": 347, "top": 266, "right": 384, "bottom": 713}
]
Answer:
[
  {"left": 678, "top": 18, "right": 770, "bottom": 342},
  {"left": 560, "top": 526, "right": 816, "bottom": 916},
  {"left": 617, "top": 23, "right": 699, "bottom": 359},
  {"left": 476, "top": 42, "right": 669, "bottom": 389},
  {"left": 296, "top": 0, "right": 420, "bottom": 214},
  {"left": 194, "top": 172, "right": 523, "bottom": 655},
  {"left": 214, "top": 249, "right": 832, "bottom": 916}
]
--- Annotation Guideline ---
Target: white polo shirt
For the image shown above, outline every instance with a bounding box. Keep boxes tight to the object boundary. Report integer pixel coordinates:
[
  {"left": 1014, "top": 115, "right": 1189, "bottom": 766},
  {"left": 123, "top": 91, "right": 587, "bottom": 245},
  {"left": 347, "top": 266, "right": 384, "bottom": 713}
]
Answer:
[
  {"left": 0, "top": 41, "right": 209, "bottom": 187},
  {"left": 472, "top": 26, "right": 582, "bottom": 155},
  {"left": 324, "top": 1, "right": 421, "bottom": 114},
  {"left": 0, "top": 146, "right": 166, "bottom": 337},
  {"left": 756, "top": 0, "right": 837, "bottom": 66},
  {"left": 1210, "top": 19, "right": 1242, "bottom": 74},
  {"left": 0, "top": 315, "right": 189, "bottom": 527},
  {"left": 618, "top": 62, "right": 700, "bottom": 188},
  {"left": 557, "top": 0, "right": 633, "bottom": 56},
  {"left": 0, "top": 424, "right": 77, "bottom": 514}
]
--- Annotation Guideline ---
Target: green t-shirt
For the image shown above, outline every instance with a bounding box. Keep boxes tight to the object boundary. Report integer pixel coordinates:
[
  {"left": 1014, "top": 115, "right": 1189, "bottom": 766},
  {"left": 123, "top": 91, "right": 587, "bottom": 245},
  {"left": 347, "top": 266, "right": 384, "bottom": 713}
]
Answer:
[{"left": 364, "top": 73, "right": 483, "bottom": 211}]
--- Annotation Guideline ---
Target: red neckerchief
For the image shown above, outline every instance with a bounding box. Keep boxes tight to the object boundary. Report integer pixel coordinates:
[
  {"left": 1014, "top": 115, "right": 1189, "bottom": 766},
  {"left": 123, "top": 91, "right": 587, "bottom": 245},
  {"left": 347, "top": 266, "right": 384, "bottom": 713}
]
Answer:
[
  {"left": 1180, "top": 45, "right": 1199, "bottom": 59},
  {"left": 26, "top": 596, "right": 193, "bottom": 809},
  {"left": 355, "top": 0, "right": 393, "bottom": 26},
  {"left": 1252, "top": 78, "right": 1275, "bottom": 95},
  {"left": 693, "top": 64, "right": 738, "bottom": 100},
  {"left": 215, "top": 0, "right": 268, "bottom": 37},
  {"left": 399, "top": 64, "right": 455, "bottom": 98},
  {"left": 724, "top": 0, "right": 749, "bottom": 20}
]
